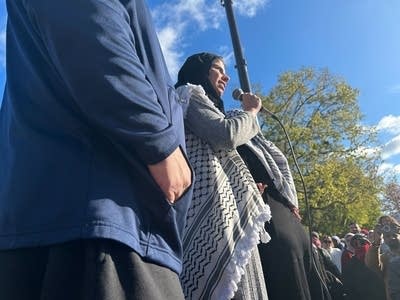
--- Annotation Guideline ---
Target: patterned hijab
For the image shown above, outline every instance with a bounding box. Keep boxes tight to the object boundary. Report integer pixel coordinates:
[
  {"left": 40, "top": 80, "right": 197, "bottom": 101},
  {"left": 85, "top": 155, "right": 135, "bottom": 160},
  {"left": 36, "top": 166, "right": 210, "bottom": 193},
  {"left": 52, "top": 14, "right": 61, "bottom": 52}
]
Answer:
[{"left": 175, "top": 52, "right": 225, "bottom": 113}]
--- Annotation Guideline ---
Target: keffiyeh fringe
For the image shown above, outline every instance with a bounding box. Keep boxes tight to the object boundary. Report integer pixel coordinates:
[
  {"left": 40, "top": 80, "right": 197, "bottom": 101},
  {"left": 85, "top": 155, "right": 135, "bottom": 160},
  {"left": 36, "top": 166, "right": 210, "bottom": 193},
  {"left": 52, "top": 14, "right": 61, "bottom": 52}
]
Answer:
[{"left": 181, "top": 131, "right": 271, "bottom": 300}]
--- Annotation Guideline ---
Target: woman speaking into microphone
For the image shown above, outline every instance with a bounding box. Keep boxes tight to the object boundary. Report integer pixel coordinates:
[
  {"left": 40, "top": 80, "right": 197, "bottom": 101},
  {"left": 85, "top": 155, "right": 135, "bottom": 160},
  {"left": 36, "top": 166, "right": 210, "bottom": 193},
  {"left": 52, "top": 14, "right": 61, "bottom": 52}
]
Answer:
[
  {"left": 175, "top": 52, "right": 271, "bottom": 300},
  {"left": 175, "top": 52, "right": 328, "bottom": 300}
]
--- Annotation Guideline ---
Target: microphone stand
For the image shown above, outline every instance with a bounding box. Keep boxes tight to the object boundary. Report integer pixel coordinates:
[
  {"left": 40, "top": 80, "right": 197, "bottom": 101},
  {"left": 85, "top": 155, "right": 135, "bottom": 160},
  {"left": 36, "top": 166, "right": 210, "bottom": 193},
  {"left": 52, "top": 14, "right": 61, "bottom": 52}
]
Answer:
[
  {"left": 220, "top": 0, "right": 251, "bottom": 93},
  {"left": 220, "top": 3, "right": 331, "bottom": 299}
]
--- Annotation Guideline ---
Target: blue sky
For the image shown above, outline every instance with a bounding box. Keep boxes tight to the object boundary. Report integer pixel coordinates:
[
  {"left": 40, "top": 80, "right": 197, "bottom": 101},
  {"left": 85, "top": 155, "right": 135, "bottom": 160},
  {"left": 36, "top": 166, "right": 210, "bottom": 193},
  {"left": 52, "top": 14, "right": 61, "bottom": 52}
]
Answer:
[{"left": 1, "top": 0, "right": 399, "bottom": 178}]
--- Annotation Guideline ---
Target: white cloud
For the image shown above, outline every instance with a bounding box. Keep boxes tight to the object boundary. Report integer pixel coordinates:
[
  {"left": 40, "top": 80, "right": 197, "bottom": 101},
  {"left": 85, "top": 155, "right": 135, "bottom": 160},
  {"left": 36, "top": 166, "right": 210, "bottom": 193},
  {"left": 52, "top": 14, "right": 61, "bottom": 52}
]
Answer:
[
  {"left": 234, "top": 0, "right": 268, "bottom": 17},
  {"left": 353, "top": 146, "right": 381, "bottom": 158},
  {"left": 374, "top": 114, "right": 400, "bottom": 161},
  {"left": 151, "top": 0, "right": 267, "bottom": 78},
  {"left": 152, "top": 0, "right": 222, "bottom": 78},
  {"left": 394, "top": 164, "right": 400, "bottom": 174},
  {"left": 157, "top": 25, "right": 185, "bottom": 77},
  {"left": 377, "top": 115, "right": 400, "bottom": 134},
  {"left": 382, "top": 134, "right": 400, "bottom": 160},
  {"left": 152, "top": 0, "right": 223, "bottom": 32},
  {"left": 378, "top": 162, "right": 393, "bottom": 175},
  {"left": 370, "top": 115, "right": 400, "bottom": 174},
  {"left": 378, "top": 162, "right": 400, "bottom": 177}
]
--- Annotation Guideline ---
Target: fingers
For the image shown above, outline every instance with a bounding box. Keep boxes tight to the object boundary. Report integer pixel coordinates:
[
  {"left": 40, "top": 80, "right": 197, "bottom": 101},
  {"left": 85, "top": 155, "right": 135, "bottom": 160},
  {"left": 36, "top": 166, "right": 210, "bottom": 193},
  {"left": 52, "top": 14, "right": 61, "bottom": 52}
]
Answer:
[
  {"left": 290, "top": 207, "right": 302, "bottom": 221},
  {"left": 256, "top": 182, "right": 267, "bottom": 194},
  {"left": 148, "top": 147, "right": 192, "bottom": 204},
  {"left": 241, "top": 93, "right": 262, "bottom": 115}
]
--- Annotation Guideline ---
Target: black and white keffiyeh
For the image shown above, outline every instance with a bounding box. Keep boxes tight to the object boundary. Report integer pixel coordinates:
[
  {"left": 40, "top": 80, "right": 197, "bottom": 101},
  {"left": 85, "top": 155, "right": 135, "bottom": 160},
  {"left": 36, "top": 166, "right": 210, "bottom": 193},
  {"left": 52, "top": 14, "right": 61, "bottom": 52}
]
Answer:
[
  {"left": 180, "top": 131, "right": 271, "bottom": 300},
  {"left": 178, "top": 84, "right": 297, "bottom": 299},
  {"left": 227, "top": 110, "right": 298, "bottom": 209}
]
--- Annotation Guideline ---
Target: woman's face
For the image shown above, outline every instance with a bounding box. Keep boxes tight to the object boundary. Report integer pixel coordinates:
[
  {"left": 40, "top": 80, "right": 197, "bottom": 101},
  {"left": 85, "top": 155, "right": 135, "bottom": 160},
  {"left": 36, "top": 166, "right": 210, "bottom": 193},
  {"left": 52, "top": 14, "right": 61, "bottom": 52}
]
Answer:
[
  {"left": 322, "top": 237, "right": 333, "bottom": 249},
  {"left": 208, "top": 59, "right": 230, "bottom": 96}
]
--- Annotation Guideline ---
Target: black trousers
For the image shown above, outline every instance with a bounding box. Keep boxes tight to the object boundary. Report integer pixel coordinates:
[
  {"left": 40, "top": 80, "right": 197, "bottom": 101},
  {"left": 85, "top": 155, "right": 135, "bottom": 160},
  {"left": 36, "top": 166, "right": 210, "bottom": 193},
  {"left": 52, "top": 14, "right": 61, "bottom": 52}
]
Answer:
[{"left": 0, "top": 239, "right": 184, "bottom": 300}]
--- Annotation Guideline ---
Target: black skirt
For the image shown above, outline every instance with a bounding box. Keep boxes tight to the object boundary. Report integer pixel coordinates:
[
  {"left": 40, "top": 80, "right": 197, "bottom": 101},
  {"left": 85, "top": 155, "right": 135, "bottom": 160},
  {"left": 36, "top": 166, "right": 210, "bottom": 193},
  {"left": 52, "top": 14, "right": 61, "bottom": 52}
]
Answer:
[
  {"left": 237, "top": 144, "right": 327, "bottom": 300},
  {"left": 259, "top": 191, "right": 316, "bottom": 300}
]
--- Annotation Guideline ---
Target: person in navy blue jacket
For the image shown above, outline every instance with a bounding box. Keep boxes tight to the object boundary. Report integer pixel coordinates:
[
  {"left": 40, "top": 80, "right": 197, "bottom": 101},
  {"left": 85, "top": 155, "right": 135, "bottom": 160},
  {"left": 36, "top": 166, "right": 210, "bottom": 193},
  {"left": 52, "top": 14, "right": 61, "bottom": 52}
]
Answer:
[{"left": 0, "top": 1, "right": 193, "bottom": 299}]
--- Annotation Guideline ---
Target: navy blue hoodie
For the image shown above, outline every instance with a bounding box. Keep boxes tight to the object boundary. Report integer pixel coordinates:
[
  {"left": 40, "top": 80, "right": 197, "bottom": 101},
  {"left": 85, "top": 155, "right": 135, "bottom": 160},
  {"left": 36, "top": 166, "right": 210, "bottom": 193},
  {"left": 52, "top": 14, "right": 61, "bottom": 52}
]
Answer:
[{"left": 0, "top": 0, "right": 192, "bottom": 274}]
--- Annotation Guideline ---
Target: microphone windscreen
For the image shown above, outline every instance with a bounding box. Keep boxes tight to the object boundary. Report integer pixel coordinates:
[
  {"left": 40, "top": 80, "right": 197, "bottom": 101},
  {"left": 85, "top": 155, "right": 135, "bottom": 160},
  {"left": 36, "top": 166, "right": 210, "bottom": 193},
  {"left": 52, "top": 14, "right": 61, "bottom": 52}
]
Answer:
[{"left": 232, "top": 88, "right": 244, "bottom": 101}]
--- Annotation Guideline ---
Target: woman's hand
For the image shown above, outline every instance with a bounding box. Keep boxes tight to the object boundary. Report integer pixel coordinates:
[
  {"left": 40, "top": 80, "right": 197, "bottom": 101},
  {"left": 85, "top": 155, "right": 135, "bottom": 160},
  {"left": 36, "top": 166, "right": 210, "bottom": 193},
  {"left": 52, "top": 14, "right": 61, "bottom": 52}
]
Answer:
[
  {"left": 242, "top": 93, "right": 262, "bottom": 116},
  {"left": 290, "top": 206, "right": 302, "bottom": 221},
  {"left": 256, "top": 182, "right": 267, "bottom": 194}
]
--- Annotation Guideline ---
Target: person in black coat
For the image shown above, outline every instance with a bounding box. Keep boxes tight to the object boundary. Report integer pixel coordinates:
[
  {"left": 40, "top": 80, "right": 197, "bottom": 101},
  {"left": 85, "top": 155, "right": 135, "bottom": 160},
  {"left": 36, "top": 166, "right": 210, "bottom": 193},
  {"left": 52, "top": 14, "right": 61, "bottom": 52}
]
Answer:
[{"left": 237, "top": 145, "right": 329, "bottom": 300}]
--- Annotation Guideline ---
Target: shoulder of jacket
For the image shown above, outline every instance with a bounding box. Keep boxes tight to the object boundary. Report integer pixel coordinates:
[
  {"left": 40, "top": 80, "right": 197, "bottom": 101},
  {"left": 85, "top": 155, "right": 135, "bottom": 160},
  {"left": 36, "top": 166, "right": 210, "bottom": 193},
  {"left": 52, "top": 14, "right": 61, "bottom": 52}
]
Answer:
[{"left": 176, "top": 84, "right": 206, "bottom": 103}]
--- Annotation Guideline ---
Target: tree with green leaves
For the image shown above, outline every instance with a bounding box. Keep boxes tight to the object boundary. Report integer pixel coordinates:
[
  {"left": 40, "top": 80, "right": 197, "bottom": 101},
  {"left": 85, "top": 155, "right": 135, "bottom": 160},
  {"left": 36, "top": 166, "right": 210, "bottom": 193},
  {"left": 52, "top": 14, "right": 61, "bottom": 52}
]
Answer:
[
  {"left": 257, "top": 67, "right": 383, "bottom": 235},
  {"left": 381, "top": 180, "right": 400, "bottom": 220}
]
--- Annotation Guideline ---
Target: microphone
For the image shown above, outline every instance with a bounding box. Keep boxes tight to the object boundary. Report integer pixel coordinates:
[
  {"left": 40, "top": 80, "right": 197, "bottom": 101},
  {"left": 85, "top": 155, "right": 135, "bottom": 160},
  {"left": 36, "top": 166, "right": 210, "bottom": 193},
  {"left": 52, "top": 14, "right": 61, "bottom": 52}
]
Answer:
[
  {"left": 232, "top": 88, "right": 245, "bottom": 101},
  {"left": 232, "top": 88, "right": 274, "bottom": 116}
]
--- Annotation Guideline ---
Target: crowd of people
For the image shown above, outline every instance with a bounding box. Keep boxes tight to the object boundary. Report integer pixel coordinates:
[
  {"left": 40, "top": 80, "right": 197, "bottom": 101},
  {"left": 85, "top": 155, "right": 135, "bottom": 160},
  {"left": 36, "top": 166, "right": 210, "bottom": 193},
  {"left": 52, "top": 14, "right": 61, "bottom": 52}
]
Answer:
[
  {"left": 311, "top": 218, "right": 400, "bottom": 300},
  {"left": 0, "top": 1, "right": 399, "bottom": 300}
]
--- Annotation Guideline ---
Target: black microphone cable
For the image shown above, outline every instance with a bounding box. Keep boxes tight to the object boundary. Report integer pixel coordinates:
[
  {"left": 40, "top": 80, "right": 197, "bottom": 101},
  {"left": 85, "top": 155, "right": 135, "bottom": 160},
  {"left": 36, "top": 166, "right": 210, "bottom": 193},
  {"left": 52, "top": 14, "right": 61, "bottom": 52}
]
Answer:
[{"left": 232, "top": 88, "right": 332, "bottom": 300}]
